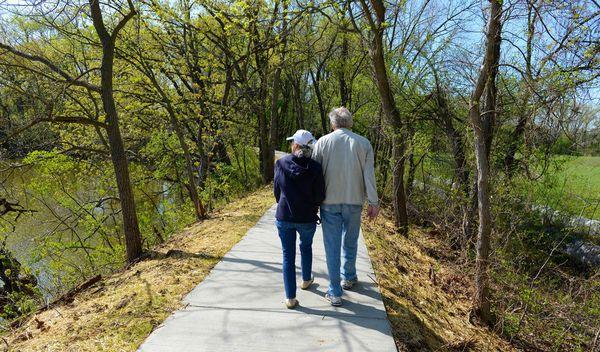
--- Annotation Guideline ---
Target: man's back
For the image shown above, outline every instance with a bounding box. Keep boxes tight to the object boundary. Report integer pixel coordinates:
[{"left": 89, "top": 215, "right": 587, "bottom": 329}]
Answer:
[{"left": 312, "top": 128, "right": 378, "bottom": 206}]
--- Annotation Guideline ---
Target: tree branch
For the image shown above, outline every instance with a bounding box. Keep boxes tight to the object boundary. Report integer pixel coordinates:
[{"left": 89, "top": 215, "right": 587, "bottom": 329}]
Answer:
[
  {"left": 89, "top": 0, "right": 111, "bottom": 44},
  {"left": 0, "top": 42, "right": 101, "bottom": 92},
  {"left": 111, "top": 0, "right": 136, "bottom": 42}
]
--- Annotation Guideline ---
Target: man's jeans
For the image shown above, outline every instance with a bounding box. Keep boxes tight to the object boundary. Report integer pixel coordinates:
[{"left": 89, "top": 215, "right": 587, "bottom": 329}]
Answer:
[
  {"left": 320, "top": 204, "right": 362, "bottom": 297},
  {"left": 275, "top": 220, "right": 317, "bottom": 299}
]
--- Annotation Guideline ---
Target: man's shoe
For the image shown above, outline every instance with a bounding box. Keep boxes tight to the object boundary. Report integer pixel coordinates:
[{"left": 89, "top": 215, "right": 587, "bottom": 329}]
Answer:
[
  {"left": 325, "top": 293, "right": 342, "bottom": 307},
  {"left": 342, "top": 279, "right": 357, "bottom": 290},
  {"left": 300, "top": 277, "right": 314, "bottom": 290},
  {"left": 285, "top": 298, "right": 299, "bottom": 309}
]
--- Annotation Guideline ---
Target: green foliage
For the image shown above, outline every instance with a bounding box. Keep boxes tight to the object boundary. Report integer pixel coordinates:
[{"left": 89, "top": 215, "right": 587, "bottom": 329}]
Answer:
[
  {"left": 552, "top": 135, "right": 581, "bottom": 156},
  {"left": 0, "top": 245, "right": 42, "bottom": 320},
  {"left": 1, "top": 289, "right": 40, "bottom": 320}
]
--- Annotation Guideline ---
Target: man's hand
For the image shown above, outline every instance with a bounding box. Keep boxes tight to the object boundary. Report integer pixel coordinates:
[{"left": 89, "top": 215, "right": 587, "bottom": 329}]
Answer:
[{"left": 366, "top": 205, "right": 379, "bottom": 220}]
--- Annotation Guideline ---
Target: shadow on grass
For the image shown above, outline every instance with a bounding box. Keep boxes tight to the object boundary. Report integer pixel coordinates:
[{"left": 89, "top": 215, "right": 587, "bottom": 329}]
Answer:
[
  {"left": 142, "top": 249, "right": 220, "bottom": 261},
  {"left": 381, "top": 295, "right": 450, "bottom": 352}
]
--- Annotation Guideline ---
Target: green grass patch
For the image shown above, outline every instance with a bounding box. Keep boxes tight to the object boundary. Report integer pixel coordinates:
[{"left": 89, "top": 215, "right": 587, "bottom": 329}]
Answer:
[
  {"left": 413, "top": 153, "right": 600, "bottom": 220},
  {"left": 531, "top": 156, "right": 600, "bottom": 220}
]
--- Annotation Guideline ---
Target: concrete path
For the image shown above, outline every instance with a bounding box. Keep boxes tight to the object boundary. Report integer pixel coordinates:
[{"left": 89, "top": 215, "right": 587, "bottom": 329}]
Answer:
[{"left": 139, "top": 205, "right": 397, "bottom": 352}]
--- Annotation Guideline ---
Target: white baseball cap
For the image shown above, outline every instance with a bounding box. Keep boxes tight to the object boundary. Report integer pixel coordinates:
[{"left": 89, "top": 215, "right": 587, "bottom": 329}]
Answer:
[{"left": 286, "top": 129, "right": 316, "bottom": 146}]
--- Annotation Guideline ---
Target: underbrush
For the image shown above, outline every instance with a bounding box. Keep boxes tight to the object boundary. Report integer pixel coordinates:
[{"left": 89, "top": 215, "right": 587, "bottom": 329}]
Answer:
[
  {"left": 407, "top": 186, "right": 599, "bottom": 351},
  {"left": 362, "top": 207, "right": 513, "bottom": 351},
  {"left": 413, "top": 154, "right": 599, "bottom": 221}
]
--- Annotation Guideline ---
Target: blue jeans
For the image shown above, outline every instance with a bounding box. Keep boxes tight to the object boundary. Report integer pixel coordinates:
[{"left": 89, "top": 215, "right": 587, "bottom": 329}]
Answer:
[
  {"left": 275, "top": 220, "right": 317, "bottom": 299},
  {"left": 320, "top": 204, "right": 362, "bottom": 297}
]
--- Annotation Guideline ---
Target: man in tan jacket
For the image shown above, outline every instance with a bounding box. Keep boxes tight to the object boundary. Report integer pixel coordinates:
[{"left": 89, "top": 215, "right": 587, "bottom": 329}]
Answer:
[{"left": 312, "top": 107, "right": 379, "bottom": 306}]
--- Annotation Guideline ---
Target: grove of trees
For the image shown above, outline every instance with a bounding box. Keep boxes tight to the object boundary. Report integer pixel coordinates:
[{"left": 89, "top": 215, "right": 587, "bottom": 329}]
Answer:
[{"left": 0, "top": 0, "right": 598, "bottom": 349}]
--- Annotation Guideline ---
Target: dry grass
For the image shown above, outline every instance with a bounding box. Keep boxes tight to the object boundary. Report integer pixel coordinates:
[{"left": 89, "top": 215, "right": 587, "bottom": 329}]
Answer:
[
  {"left": 3, "top": 186, "right": 275, "bottom": 352},
  {"left": 362, "top": 209, "right": 515, "bottom": 352}
]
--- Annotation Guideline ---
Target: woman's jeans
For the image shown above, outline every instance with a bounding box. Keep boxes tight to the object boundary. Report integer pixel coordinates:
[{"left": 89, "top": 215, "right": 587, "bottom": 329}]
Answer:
[
  {"left": 320, "top": 204, "right": 363, "bottom": 297},
  {"left": 275, "top": 220, "right": 317, "bottom": 299}
]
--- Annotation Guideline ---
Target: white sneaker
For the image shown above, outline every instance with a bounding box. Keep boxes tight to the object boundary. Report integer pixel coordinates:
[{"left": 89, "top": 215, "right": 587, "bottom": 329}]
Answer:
[
  {"left": 342, "top": 279, "right": 357, "bottom": 290},
  {"left": 285, "top": 298, "right": 298, "bottom": 309},
  {"left": 325, "top": 293, "right": 342, "bottom": 307},
  {"left": 300, "top": 277, "right": 314, "bottom": 290}
]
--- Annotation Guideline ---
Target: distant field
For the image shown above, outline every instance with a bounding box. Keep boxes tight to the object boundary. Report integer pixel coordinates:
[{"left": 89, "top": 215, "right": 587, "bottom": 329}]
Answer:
[
  {"left": 543, "top": 156, "right": 600, "bottom": 220},
  {"left": 413, "top": 154, "right": 600, "bottom": 220}
]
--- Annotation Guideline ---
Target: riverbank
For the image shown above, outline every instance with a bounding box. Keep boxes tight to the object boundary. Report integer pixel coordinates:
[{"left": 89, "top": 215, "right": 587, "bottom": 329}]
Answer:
[
  {"left": 1, "top": 150, "right": 261, "bottom": 301},
  {"left": 2, "top": 186, "right": 274, "bottom": 351}
]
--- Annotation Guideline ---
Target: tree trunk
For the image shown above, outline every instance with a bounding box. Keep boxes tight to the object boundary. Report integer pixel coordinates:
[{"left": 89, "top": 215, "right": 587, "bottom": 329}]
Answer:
[
  {"left": 90, "top": 1, "right": 143, "bottom": 263},
  {"left": 471, "top": 114, "right": 493, "bottom": 323},
  {"left": 311, "top": 70, "right": 328, "bottom": 136},
  {"left": 167, "top": 106, "right": 206, "bottom": 220},
  {"left": 438, "top": 96, "right": 469, "bottom": 195},
  {"left": 292, "top": 77, "right": 305, "bottom": 129},
  {"left": 102, "top": 60, "right": 142, "bottom": 263},
  {"left": 469, "top": 0, "right": 502, "bottom": 324},
  {"left": 258, "top": 66, "right": 273, "bottom": 184},
  {"left": 269, "top": 66, "right": 282, "bottom": 159},
  {"left": 392, "top": 133, "right": 409, "bottom": 233},
  {"left": 405, "top": 125, "right": 417, "bottom": 198},
  {"left": 258, "top": 108, "right": 272, "bottom": 184},
  {"left": 362, "top": 0, "right": 409, "bottom": 235},
  {"left": 195, "top": 120, "right": 210, "bottom": 187},
  {"left": 482, "top": 24, "right": 500, "bottom": 161},
  {"left": 405, "top": 151, "right": 415, "bottom": 198},
  {"left": 503, "top": 111, "right": 528, "bottom": 174},
  {"left": 339, "top": 32, "right": 349, "bottom": 107}
]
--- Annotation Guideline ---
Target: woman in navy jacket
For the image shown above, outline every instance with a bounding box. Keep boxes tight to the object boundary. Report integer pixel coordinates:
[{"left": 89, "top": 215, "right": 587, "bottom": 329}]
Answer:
[{"left": 274, "top": 129, "right": 325, "bottom": 309}]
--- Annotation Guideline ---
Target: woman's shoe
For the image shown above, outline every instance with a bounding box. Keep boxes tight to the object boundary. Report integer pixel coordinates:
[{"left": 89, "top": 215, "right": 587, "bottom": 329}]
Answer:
[
  {"left": 285, "top": 298, "right": 299, "bottom": 309},
  {"left": 300, "top": 277, "right": 314, "bottom": 290}
]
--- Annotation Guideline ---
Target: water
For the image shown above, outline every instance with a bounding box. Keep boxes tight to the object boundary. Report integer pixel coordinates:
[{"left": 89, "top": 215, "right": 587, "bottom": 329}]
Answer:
[{"left": 0, "top": 161, "right": 180, "bottom": 299}]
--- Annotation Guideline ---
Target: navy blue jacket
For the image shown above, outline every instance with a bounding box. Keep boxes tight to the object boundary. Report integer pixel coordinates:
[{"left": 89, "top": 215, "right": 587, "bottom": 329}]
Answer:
[{"left": 274, "top": 154, "right": 326, "bottom": 223}]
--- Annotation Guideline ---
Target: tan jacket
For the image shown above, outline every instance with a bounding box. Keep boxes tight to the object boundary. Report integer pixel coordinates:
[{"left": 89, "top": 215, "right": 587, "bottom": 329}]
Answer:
[{"left": 312, "top": 128, "right": 379, "bottom": 206}]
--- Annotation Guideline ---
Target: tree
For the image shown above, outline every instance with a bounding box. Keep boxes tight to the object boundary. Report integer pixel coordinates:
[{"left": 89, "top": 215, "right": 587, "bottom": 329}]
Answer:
[
  {"left": 502, "top": 0, "right": 599, "bottom": 175},
  {"left": 468, "top": 0, "right": 502, "bottom": 324},
  {"left": 0, "top": 0, "right": 143, "bottom": 262},
  {"left": 352, "top": 0, "right": 409, "bottom": 235},
  {"left": 118, "top": 19, "right": 207, "bottom": 220}
]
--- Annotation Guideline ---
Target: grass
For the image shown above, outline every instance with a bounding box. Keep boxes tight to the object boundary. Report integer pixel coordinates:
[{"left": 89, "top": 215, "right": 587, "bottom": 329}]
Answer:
[
  {"left": 362, "top": 209, "right": 514, "bottom": 352},
  {"left": 539, "top": 155, "right": 600, "bottom": 220},
  {"left": 3, "top": 186, "right": 275, "bottom": 352},
  {"left": 413, "top": 154, "right": 600, "bottom": 220}
]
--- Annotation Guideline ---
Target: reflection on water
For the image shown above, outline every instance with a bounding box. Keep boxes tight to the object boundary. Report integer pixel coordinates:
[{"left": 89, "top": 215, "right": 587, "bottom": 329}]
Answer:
[{"left": 1, "top": 161, "right": 180, "bottom": 300}]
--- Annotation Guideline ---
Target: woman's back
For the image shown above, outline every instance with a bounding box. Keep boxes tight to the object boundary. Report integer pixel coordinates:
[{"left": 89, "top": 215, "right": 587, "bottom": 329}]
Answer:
[{"left": 274, "top": 154, "right": 325, "bottom": 223}]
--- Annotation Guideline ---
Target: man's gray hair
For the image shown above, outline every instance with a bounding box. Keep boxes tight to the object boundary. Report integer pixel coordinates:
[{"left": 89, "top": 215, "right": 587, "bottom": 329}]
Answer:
[{"left": 329, "top": 107, "right": 353, "bottom": 128}]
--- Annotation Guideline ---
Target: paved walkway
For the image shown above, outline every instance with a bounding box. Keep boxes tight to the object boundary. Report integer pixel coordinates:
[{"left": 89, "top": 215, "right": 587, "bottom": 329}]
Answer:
[{"left": 139, "top": 205, "right": 397, "bottom": 352}]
